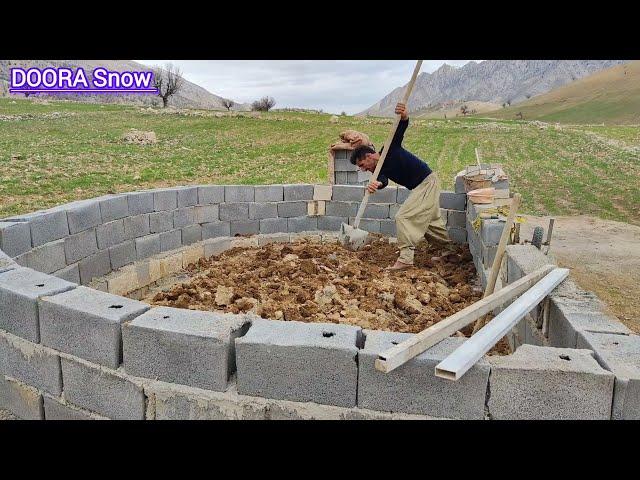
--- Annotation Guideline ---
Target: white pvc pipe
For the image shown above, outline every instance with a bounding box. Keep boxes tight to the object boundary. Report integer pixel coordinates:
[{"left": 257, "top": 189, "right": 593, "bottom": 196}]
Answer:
[{"left": 434, "top": 268, "right": 570, "bottom": 381}]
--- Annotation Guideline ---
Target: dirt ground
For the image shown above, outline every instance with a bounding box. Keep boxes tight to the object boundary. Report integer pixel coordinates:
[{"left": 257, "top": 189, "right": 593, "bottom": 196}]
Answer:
[
  {"left": 520, "top": 215, "right": 640, "bottom": 333},
  {"left": 147, "top": 237, "right": 485, "bottom": 335}
]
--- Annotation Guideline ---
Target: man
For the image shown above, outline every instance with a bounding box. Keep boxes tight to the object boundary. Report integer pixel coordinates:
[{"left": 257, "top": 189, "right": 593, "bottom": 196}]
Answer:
[{"left": 350, "top": 102, "right": 452, "bottom": 270}]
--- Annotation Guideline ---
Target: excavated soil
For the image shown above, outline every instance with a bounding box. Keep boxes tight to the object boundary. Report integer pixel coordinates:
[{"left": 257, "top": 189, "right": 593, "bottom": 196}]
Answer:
[{"left": 147, "top": 236, "right": 486, "bottom": 335}]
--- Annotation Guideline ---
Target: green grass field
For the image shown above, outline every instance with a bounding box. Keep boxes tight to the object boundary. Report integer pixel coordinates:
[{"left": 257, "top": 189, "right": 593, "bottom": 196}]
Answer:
[{"left": 1, "top": 97, "right": 639, "bottom": 225}]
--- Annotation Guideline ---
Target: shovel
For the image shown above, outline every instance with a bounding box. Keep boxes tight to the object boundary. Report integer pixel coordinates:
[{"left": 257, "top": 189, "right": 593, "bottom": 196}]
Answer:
[{"left": 340, "top": 59, "right": 423, "bottom": 250}]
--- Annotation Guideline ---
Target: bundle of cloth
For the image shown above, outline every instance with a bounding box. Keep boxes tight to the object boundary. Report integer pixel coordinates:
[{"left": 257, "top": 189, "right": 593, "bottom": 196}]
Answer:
[{"left": 329, "top": 129, "right": 375, "bottom": 153}]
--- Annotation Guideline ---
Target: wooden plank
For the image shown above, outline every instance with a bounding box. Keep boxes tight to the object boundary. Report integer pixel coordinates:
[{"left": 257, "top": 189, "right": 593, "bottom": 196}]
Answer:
[{"left": 374, "top": 264, "right": 555, "bottom": 373}]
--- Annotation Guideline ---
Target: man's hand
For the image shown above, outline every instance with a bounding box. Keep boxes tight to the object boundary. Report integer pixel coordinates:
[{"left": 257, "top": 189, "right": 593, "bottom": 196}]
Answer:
[
  {"left": 367, "top": 180, "right": 383, "bottom": 194},
  {"left": 395, "top": 102, "right": 409, "bottom": 120}
]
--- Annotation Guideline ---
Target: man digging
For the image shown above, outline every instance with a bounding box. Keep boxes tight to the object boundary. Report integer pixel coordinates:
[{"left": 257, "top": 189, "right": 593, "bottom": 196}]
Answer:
[{"left": 350, "top": 102, "right": 453, "bottom": 271}]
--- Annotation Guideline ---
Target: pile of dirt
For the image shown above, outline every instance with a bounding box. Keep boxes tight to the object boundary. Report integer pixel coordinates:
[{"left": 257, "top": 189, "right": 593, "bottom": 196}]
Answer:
[
  {"left": 121, "top": 129, "right": 157, "bottom": 145},
  {"left": 147, "top": 237, "right": 484, "bottom": 334}
]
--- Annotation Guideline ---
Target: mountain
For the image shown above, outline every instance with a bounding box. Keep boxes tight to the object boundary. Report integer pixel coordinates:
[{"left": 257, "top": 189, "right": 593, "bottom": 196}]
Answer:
[
  {"left": 0, "top": 60, "right": 249, "bottom": 110},
  {"left": 485, "top": 61, "right": 640, "bottom": 125},
  {"left": 359, "top": 60, "right": 628, "bottom": 117}
]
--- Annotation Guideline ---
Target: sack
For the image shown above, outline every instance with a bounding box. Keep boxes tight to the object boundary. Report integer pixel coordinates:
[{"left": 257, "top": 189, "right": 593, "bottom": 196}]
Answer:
[{"left": 467, "top": 187, "right": 496, "bottom": 204}]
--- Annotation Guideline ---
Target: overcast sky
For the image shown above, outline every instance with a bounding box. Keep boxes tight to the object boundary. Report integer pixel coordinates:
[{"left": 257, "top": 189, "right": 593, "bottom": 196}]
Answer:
[{"left": 136, "top": 60, "right": 477, "bottom": 114}]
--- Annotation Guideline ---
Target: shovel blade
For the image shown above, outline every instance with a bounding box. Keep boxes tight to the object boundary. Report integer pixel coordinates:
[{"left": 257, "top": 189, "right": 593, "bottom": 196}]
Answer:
[{"left": 339, "top": 223, "right": 370, "bottom": 250}]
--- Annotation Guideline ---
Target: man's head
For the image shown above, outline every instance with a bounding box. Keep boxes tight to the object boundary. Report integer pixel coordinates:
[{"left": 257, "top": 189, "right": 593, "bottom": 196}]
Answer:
[{"left": 350, "top": 145, "right": 379, "bottom": 173}]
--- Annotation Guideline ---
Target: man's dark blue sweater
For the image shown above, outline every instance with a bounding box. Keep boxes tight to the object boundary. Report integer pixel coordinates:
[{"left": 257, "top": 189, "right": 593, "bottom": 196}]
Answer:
[{"left": 377, "top": 118, "right": 431, "bottom": 190}]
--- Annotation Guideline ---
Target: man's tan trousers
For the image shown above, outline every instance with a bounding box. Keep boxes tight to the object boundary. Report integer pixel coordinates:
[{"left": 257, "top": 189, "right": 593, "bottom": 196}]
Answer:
[{"left": 395, "top": 172, "right": 451, "bottom": 265}]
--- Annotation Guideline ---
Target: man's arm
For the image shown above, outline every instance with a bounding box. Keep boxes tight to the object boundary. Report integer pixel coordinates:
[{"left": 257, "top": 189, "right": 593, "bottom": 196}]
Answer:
[{"left": 390, "top": 102, "right": 410, "bottom": 147}]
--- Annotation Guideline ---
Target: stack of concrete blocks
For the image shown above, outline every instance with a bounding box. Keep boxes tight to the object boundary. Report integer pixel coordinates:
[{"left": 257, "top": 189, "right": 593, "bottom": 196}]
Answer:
[{"left": 332, "top": 149, "right": 372, "bottom": 186}]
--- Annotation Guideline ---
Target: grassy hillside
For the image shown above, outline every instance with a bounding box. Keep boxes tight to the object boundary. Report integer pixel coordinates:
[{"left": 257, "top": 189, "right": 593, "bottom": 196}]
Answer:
[
  {"left": 486, "top": 61, "right": 640, "bottom": 125},
  {"left": 0, "top": 97, "right": 639, "bottom": 225}
]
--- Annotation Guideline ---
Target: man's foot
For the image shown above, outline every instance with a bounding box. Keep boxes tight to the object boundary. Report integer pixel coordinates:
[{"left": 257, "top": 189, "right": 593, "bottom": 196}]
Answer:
[{"left": 386, "top": 260, "right": 414, "bottom": 271}]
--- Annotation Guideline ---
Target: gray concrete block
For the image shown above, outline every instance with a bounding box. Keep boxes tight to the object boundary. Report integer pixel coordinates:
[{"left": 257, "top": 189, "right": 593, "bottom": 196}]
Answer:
[
  {"left": 204, "top": 237, "right": 232, "bottom": 257},
  {"left": 346, "top": 171, "right": 360, "bottom": 184},
  {"left": 447, "top": 209, "right": 466, "bottom": 228},
  {"left": 197, "top": 185, "right": 225, "bottom": 205},
  {"left": 277, "top": 201, "right": 307, "bottom": 218},
  {"left": 98, "top": 195, "right": 129, "bottom": 223},
  {"left": 348, "top": 218, "right": 380, "bottom": 233},
  {"left": 109, "top": 241, "right": 136, "bottom": 270},
  {"left": 325, "top": 201, "right": 357, "bottom": 218},
  {"left": 577, "top": 332, "right": 640, "bottom": 420},
  {"left": 284, "top": 184, "right": 314, "bottom": 201},
  {"left": 255, "top": 185, "right": 284, "bottom": 202},
  {"left": 447, "top": 227, "right": 467, "bottom": 245},
  {"left": 123, "top": 214, "right": 150, "bottom": 239},
  {"left": 96, "top": 220, "right": 125, "bottom": 250},
  {"left": 236, "top": 319, "right": 360, "bottom": 407},
  {"left": 24, "top": 239, "right": 66, "bottom": 274},
  {"left": 288, "top": 217, "right": 318, "bottom": 233},
  {"left": 481, "top": 242, "right": 497, "bottom": 269},
  {"left": 219, "top": 203, "right": 249, "bottom": 221},
  {"left": 493, "top": 179, "right": 509, "bottom": 190},
  {"left": 0, "top": 375, "right": 43, "bottom": 419},
  {"left": 389, "top": 204, "right": 401, "bottom": 219},
  {"left": 176, "top": 187, "right": 198, "bottom": 207},
  {"left": 122, "top": 307, "right": 251, "bottom": 390},
  {"left": 39, "top": 286, "right": 149, "bottom": 368},
  {"left": 480, "top": 219, "right": 504, "bottom": 245},
  {"left": 225, "top": 185, "right": 254, "bottom": 203},
  {"left": 371, "top": 186, "right": 397, "bottom": 204},
  {"left": 195, "top": 205, "right": 219, "bottom": 224},
  {"left": 334, "top": 172, "right": 348, "bottom": 184},
  {"left": 333, "top": 149, "right": 348, "bottom": 160},
  {"left": 127, "top": 191, "right": 154, "bottom": 215},
  {"left": 455, "top": 174, "right": 466, "bottom": 193},
  {"left": 380, "top": 219, "right": 397, "bottom": 236},
  {"left": 78, "top": 250, "right": 111, "bottom": 285},
  {"left": 135, "top": 234, "right": 161, "bottom": 259},
  {"left": 60, "top": 357, "right": 145, "bottom": 420},
  {"left": 159, "top": 230, "right": 182, "bottom": 252},
  {"left": 173, "top": 207, "right": 196, "bottom": 228},
  {"left": 230, "top": 220, "right": 259, "bottom": 236},
  {"left": 259, "top": 218, "right": 288, "bottom": 234},
  {"left": 249, "top": 203, "right": 278, "bottom": 220},
  {"left": 440, "top": 191, "right": 466, "bottom": 211},
  {"left": 153, "top": 189, "right": 178, "bottom": 211},
  {"left": 28, "top": 210, "right": 70, "bottom": 247},
  {"left": 363, "top": 204, "right": 390, "bottom": 219},
  {"left": 334, "top": 157, "right": 358, "bottom": 172},
  {"left": 258, "top": 233, "right": 290, "bottom": 246},
  {"left": 0, "top": 267, "right": 75, "bottom": 342},
  {"left": 0, "top": 221, "right": 32, "bottom": 257},
  {"left": 43, "top": 395, "right": 106, "bottom": 420},
  {"left": 149, "top": 211, "right": 174, "bottom": 233},
  {"left": 397, "top": 187, "right": 410, "bottom": 203},
  {"left": 358, "top": 331, "right": 489, "bottom": 419},
  {"left": 181, "top": 225, "right": 202, "bottom": 245},
  {"left": 65, "top": 200, "right": 102, "bottom": 234},
  {"left": 64, "top": 228, "right": 98, "bottom": 264},
  {"left": 318, "top": 216, "right": 347, "bottom": 231},
  {"left": 0, "top": 249, "right": 18, "bottom": 274},
  {"left": 53, "top": 263, "right": 80, "bottom": 284},
  {"left": 202, "top": 221, "right": 231, "bottom": 239},
  {"left": 488, "top": 345, "right": 614, "bottom": 419},
  {"left": 332, "top": 185, "right": 364, "bottom": 202}
]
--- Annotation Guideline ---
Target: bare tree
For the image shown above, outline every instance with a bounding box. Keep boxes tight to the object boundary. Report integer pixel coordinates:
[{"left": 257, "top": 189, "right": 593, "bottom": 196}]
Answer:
[
  {"left": 460, "top": 104, "right": 469, "bottom": 116},
  {"left": 516, "top": 112, "right": 523, "bottom": 120},
  {"left": 153, "top": 63, "right": 185, "bottom": 108},
  {"left": 251, "top": 96, "right": 276, "bottom": 112},
  {"left": 222, "top": 99, "right": 234, "bottom": 111}
]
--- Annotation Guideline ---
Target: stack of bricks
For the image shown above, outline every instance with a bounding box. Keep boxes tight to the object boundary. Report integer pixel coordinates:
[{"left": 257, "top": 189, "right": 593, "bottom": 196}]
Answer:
[{"left": 331, "top": 149, "right": 371, "bottom": 185}]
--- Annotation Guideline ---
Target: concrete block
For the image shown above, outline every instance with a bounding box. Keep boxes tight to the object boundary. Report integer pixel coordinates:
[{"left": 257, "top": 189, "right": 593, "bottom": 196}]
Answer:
[
  {"left": 96, "top": 220, "right": 125, "bottom": 250},
  {"left": 43, "top": 395, "right": 107, "bottom": 420},
  {"left": 380, "top": 219, "right": 396, "bottom": 236},
  {"left": 219, "top": 203, "right": 249, "bottom": 221},
  {"left": 397, "top": 187, "right": 411, "bottom": 203},
  {"left": 363, "top": 204, "right": 390, "bottom": 219},
  {"left": 334, "top": 157, "right": 357, "bottom": 172},
  {"left": 372, "top": 186, "right": 397, "bottom": 204},
  {"left": 159, "top": 229, "right": 182, "bottom": 252},
  {"left": 202, "top": 221, "right": 231, "bottom": 239},
  {"left": 283, "top": 184, "right": 314, "bottom": 201},
  {"left": 65, "top": 200, "right": 101, "bottom": 234},
  {"left": 0, "top": 267, "right": 75, "bottom": 342},
  {"left": 153, "top": 189, "right": 178, "bottom": 211},
  {"left": 135, "top": 234, "right": 161, "bottom": 259},
  {"left": 346, "top": 171, "right": 360, "bottom": 184},
  {"left": 127, "top": 191, "right": 154, "bottom": 215},
  {"left": 492, "top": 178, "right": 509, "bottom": 190},
  {"left": 288, "top": 217, "right": 318, "bottom": 233},
  {"left": 255, "top": 185, "right": 284, "bottom": 202},
  {"left": 123, "top": 307, "right": 251, "bottom": 390},
  {"left": 98, "top": 195, "right": 129, "bottom": 223},
  {"left": 107, "top": 265, "right": 138, "bottom": 296},
  {"left": 236, "top": 319, "right": 360, "bottom": 407},
  {"left": 356, "top": 170, "right": 371, "bottom": 184},
  {"left": 389, "top": 204, "right": 401, "bottom": 218},
  {"left": 307, "top": 201, "right": 326, "bottom": 216},
  {"left": 149, "top": 211, "right": 174, "bottom": 233},
  {"left": 0, "top": 221, "right": 32, "bottom": 257},
  {"left": 577, "top": 332, "right": 640, "bottom": 420},
  {"left": 159, "top": 252, "right": 184, "bottom": 277},
  {"left": 326, "top": 201, "right": 358, "bottom": 218},
  {"left": 455, "top": 174, "right": 466, "bottom": 193},
  {"left": 24, "top": 239, "right": 66, "bottom": 274},
  {"left": 481, "top": 242, "right": 498, "bottom": 269},
  {"left": 195, "top": 205, "right": 219, "bottom": 224},
  {"left": 64, "top": 228, "right": 98, "bottom": 264},
  {"left": 28, "top": 210, "right": 70, "bottom": 247},
  {"left": 182, "top": 244, "right": 204, "bottom": 267},
  {"left": 53, "top": 263, "right": 80, "bottom": 284},
  {"left": 39, "top": 286, "right": 149, "bottom": 368},
  {"left": 109, "top": 240, "right": 136, "bottom": 270},
  {"left": 488, "top": 345, "right": 614, "bottom": 419},
  {"left": 440, "top": 191, "right": 466, "bottom": 211},
  {"left": 313, "top": 185, "right": 332, "bottom": 201},
  {"left": 225, "top": 185, "right": 254, "bottom": 203},
  {"left": 230, "top": 236, "right": 259, "bottom": 248},
  {"left": 197, "top": 185, "right": 225, "bottom": 205},
  {"left": 332, "top": 185, "right": 364, "bottom": 202},
  {"left": 60, "top": 357, "right": 145, "bottom": 420},
  {"left": 348, "top": 217, "right": 380, "bottom": 233},
  {"left": 249, "top": 203, "right": 278, "bottom": 220},
  {"left": 258, "top": 233, "right": 290, "bottom": 246},
  {"left": 358, "top": 331, "right": 489, "bottom": 419},
  {"left": 333, "top": 149, "right": 348, "bottom": 160},
  {"left": 259, "top": 218, "right": 288, "bottom": 234},
  {"left": 447, "top": 209, "right": 466, "bottom": 228},
  {"left": 318, "top": 216, "right": 347, "bottom": 231},
  {"left": 0, "top": 331, "right": 62, "bottom": 395},
  {"left": 0, "top": 249, "right": 18, "bottom": 273},
  {"left": 334, "top": 172, "right": 348, "bottom": 184},
  {"left": 0, "top": 375, "right": 43, "bottom": 419},
  {"left": 204, "top": 237, "right": 232, "bottom": 258},
  {"left": 135, "top": 258, "right": 161, "bottom": 286},
  {"left": 181, "top": 225, "right": 202, "bottom": 245},
  {"left": 447, "top": 227, "right": 467, "bottom": 245},
  {"left": 173, "top": 207, "right": 196, "bottom": 228},
  {"left": 123, "top": 214, "right": 150, "bottom": 239},
  {"left": 230, "top": 220, "right": 259, "bottom": 237},
  {"left": 277, "top": 201, "right": 307, "bottom": 218},
  {"left": 176, "top": 187, "right": 198, "bottom": 207},
  {"left": 78, "top": 250, "right": 112, "bottom": 285},
  {"left": 480, "top": 219, "right": 504, "bottom": 245},
  {"left": 290, "top": 232, "right": 321, "bottom": 243}
]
